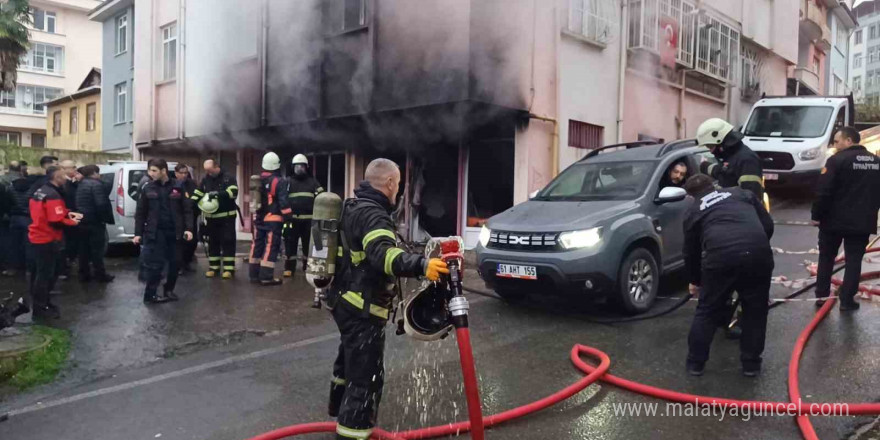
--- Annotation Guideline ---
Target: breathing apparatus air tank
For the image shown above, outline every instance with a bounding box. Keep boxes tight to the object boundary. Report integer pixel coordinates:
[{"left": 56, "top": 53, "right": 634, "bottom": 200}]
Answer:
[
  {"left": 248, "top": 175, "right": 262, "bottom": 214},
  {"left": 306, "top": 191, "right": 343, "bottom": 308}
]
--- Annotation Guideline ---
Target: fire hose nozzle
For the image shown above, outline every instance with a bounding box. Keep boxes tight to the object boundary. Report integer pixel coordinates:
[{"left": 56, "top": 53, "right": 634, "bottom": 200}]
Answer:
[{"left": 448, "top": 296, "right": 469, "bottom": 317}]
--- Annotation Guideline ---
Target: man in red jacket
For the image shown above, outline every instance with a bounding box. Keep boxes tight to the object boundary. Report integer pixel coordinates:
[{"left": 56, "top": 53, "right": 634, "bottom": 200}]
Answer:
[{"left": 29, "top": 166, "right": 81, "bottom": 319}]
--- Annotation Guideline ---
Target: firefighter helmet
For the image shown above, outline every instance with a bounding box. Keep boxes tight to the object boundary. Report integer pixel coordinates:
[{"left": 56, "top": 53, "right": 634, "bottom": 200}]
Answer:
[
  {"left": 403, "top": 283, "right": 454, "bottom": 341},
  {"left": 198, "top": 194, "right": 220, "bottom": 214},
  {"left": 696, "top": 118, "right": 735, "bottom": 147},
  {"left": 262, "top": 152, "right": 281, "bottom": 171},
  {"left": 292, "top": 154, "right": 309, "bottom": 166}
]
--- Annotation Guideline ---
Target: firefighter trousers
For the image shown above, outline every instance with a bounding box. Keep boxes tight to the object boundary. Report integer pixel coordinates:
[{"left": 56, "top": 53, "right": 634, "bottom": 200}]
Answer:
[
  {"left": 249, "top": 222, "right": 282, "bottom": 282},
  {"left": 206, "top": 216, "right": 237, "bottom": 274},
  {"left": 816, "top": 231, "right": 868, "bottom": 305},
  {"left": 329, "top": 303, "right": 386, "bottom": 440},
  {"left": 687, "top": 255, "right": 773, "bottom": 369},
  {"left": 142, "top": 228, "right": 179, "bottom": 300},
  {"left": 284, "top": 219, "right": 311, "bottom": 273}
]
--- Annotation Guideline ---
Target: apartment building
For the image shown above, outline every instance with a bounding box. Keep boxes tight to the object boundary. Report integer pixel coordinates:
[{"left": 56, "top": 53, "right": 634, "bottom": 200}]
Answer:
[
  {"left": 826, "top": 1, "right": 858, "bottom": 96},
  {"left": 0, "top": 0, "right": 101, "bottom": 148},
  {"left": 88, "top": 0, "right": 134, "bottom": 154},
  {"left": 851, "top": 0, "right": 880, "bottom": 104}
]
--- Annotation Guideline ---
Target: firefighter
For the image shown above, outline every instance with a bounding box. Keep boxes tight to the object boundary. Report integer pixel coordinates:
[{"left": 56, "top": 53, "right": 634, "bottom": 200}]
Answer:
[
  {"left": 327, "top": 158, "right": 449, "bottom": 440},
  {"left": 133, "top": 159, "right": 195, "bottom": 304},
  {"left": 284, "top": 154, "right": 324, "bottom": 277},
  {"left": 696, "top": 118, "right": 765, "bottom": 339},
  {"left": 682, "top": 174, "right": 774, "bottom": 377},
  {"left": 193, "top": 159, "right": 239, "bottom": 279},
  {"left": 811, "top": 127, "right": 880, "bottom": 311},
  {"left": 175, "top": 164, "right": 200, "bottom": 274},
  {"left": 249, "top": 152, "right": 292, "bottom": 286}
]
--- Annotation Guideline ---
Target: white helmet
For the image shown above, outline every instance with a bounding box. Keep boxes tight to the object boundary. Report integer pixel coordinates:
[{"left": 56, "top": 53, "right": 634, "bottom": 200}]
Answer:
[
  {"left": 696, "top": 118, "right": 735, "bottom": 147},
  {"left": 292, "top": 154, "right": 309, "bottom": 166},
  {"left": 262, "top": 152, "right": 281, "bottom": 171}
]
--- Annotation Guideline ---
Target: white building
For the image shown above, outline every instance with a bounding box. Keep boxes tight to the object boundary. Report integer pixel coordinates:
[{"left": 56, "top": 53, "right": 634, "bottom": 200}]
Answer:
[
  {"left": 0, "top": 0, "right": 102, "bottom": 148},
  {"left": 826, "top": 0, "right": 858, "bottom": 96},
  {"left": 851, "top": 0, "right": 880, "bottom": 104}
]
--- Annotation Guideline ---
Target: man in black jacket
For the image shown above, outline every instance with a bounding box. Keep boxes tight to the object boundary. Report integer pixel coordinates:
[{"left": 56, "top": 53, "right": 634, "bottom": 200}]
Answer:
[
  {"left": 134, "top": 159, "right": 194, "bottom": 304},
  {"left": 175, "top": 164, "right": 199, "bottom": 274},
  {"left": 283, "top": 154, "right": 324, "bottom": 277},
  {"left": 6, "top": 162, "right": 31, "bottom": 277},
  {"left": 76, "top": 165, "right": 115, "bottom": 283},
  {"left": 193, "top": 159, "right": 238, "bottom": 279},
  {"left": 327, "top": 158, "right": 449, "bottom": 440},
  {"left": 812, "top": 127, "right": 880, "bottom": 311},
  {"left": 60, "top": 160, "right": 81, "bottom": 279},
  {"left": 682, "top": 174, "right": 774, "bottom": 378}
]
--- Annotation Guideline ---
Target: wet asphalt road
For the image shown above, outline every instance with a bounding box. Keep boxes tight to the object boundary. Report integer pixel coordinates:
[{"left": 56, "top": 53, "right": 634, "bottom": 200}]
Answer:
[{"left": 0, "top": 195, "right": 878, "bottom": 440}]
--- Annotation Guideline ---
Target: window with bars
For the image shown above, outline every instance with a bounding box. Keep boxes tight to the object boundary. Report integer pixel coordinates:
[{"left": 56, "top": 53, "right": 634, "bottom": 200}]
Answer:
[
  {"left": 628, "top": 0, "right": 697, "bottom": 67},
  {"left": 694, "top": 14, "right": 739, "bottom": 83},
  {"left": 568, "top": 120, "right": 604, "bottom": 150},
  {"left": 740, "top": 45, "right": 761, "bottom": 97},
  {"left": 568, "top": 0, "right": 616, "bottom": 46}
]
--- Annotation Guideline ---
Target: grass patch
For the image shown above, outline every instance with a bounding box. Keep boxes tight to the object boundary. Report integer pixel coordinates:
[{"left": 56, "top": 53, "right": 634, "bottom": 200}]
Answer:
[{"left": 5, "top": 326, "right": 71, "bottom": 390}]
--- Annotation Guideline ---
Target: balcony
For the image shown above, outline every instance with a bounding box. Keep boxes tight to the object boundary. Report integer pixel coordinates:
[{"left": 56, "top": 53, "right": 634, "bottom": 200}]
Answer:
[
  {"left": 793, "top": 67, "right": 820, "bottom": 94},
  {"left": 800, "top": 0, "right": 831, "bottom": 50}
]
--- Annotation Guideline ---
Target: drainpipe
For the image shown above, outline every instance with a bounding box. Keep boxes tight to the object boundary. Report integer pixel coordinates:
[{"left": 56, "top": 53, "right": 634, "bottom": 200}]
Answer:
[
  {"left": 529, "top": 113, "right": 559, "bottom": 177},
  {"left": 149, "top": 0, "right": 156, "bottom": 141},
  {"left": 616, "top": 0, "right": 628, "bottom": 142},
  {"left": 179, "top": 0, "right": 187, "bottom": 139},
  {"left": 260, "top": 0, "right": 268, "bottom": 127}
]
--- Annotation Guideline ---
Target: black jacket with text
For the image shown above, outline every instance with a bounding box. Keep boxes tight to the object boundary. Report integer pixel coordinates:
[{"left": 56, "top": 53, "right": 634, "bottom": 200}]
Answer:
[{"left": 811, "top": 145, "right": 880, "bottom": 236}]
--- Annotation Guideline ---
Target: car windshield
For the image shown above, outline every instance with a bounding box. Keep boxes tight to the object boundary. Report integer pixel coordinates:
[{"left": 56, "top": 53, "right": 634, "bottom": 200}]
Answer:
[
  {"left": 535, "top": 161, "right": 654, "bottom": 201},
  {"left": 743, "top": 106, "right": 834, "bottom": 138}
]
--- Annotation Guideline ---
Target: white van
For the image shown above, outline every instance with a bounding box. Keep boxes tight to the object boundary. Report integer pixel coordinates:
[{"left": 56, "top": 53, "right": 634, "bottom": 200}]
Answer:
[
  {"left": 741, "top": 95, "right": 854, "bottom": 188},
  {"left": 98, "top": 161, "right": 177, "bottom": 244}
]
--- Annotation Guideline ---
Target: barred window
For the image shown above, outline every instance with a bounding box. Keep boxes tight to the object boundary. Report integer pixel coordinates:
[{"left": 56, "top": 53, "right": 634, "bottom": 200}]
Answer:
[
  {"left": 695, "top": 14, "right": 739, "bottom": 83},
  {"left": 628, "top": 0, "right": 696, "bottom": 66}
]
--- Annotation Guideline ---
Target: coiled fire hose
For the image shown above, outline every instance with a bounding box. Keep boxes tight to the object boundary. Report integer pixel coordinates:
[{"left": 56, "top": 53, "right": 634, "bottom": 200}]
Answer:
[{"left": 248, "top": 242, "right": 880, "bottom": 440}]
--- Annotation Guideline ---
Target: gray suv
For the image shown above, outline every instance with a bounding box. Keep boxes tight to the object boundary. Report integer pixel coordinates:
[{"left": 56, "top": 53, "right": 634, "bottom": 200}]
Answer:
[{"left": 475, "top": 140, "right": 711, "bottom": 314}]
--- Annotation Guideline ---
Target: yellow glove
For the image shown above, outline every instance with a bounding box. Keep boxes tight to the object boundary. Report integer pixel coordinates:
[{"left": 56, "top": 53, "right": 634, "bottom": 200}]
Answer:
[{"left": 425, "top": 258, "right": 450, "bottom": 281}]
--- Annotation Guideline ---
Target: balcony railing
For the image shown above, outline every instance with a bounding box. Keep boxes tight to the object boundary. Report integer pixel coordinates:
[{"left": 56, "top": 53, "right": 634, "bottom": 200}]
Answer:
[{"left": 793, "top": 67, "right": 820, "bottom": 93}]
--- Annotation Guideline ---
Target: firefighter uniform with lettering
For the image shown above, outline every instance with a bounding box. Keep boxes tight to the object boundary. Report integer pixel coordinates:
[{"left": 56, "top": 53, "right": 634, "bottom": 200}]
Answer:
[
  {"left": 682, "top": 175, "right": 774, "bottom": 377},
  {"left": 697, "top": 118, "right": 765, "bottom": 200},
  {"left": 327, "top": 159, "right": 448, "bottom": 440},
  {"left": 193, "top": 160, "right": 239, "bottom": 279},
  {"left": 249, "top": 153, "right": 292, "bottom": 286},
  {"left": 284, "top": 154, "right": 324, "bottom": 277},
  {"left": 812, "top": 127, "right": 880, "bottom": 311}
]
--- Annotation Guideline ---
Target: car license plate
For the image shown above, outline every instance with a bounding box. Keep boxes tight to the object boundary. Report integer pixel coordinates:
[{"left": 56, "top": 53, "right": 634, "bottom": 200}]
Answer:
[
  {"left": 763, "top": 173, "right": 779, "bottom": 181},
  {"left": 496, "top": 264, "right": 537, "bottom": 280}
]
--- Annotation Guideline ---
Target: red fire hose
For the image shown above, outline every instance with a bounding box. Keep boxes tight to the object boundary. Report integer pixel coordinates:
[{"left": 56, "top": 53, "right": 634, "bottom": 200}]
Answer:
[
  {"left": 247, "top": 246, "right": 880, "bottom": 440},
  {"left": 806, "top": 247, "right": 880, "bottom": 296}
]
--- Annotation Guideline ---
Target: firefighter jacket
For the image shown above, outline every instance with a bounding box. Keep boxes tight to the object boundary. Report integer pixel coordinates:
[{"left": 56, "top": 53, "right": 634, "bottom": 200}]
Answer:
[
  {"left": 255, "top": 171, "right": 292, "bottom": 226},
  {"left": 811, "top": 145, "right": 880, "bottom": 235},
  {"left": 699, "top": 140, "right": 765, "bottom": 200},
  {"left": 683, "top": 187, "right": 774, "bottom": 286},
  {"left": 332, "top": 181, "right": 426, "bottom": 320},
  {"left": 286, "top": 174, "right": 324, "bottom": 220},
  {"left": 28, "top": 183, "right": 78, "bottom": 245},
  {"left": 194, "top": 170, "right": 239, "bottom": 219},
  {"left": 135, "top": 179, "right": 194, "bottom": 242}
]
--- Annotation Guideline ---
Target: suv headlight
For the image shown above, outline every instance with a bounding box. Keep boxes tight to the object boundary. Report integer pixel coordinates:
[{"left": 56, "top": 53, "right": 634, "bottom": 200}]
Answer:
[
  {"left": 479, "top": 225, "right": 491, "bottom": 247},
  {"left": 559, "top": 227, "right": 602, "bottom": 249},
  {"left": 799, "top": 147, "right": 821, "bottom": 161}
]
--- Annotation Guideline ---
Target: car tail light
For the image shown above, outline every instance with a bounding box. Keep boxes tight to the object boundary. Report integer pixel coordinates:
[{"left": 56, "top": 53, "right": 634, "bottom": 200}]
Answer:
[{"left": 116, "top": 169, "right": 124, "bottom": 215}]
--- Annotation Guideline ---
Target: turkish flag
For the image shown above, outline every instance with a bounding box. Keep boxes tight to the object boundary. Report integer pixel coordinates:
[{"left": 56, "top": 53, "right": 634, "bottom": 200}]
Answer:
[{"left": 660, "top": 17, "right": 678, "bottom": 69}]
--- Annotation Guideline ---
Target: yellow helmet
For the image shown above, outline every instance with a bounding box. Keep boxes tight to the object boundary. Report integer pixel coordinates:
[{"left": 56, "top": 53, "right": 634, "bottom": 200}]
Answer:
[{"left": 696, "top": 118, "right": 735, "bottom": 147}]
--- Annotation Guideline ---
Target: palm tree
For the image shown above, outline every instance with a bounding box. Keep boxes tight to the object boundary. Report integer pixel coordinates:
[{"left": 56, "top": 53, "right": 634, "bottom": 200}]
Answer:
[{"left": 0, "top": 0, "right": 30, "bottom": 92}]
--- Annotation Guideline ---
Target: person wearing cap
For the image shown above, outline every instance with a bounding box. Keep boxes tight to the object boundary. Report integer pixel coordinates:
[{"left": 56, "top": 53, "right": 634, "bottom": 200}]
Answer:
[
  {"left": 249, "top": 152, "right": 292, "bottom": 286},
  {"left": 283, "top": 154, "right": 324, "bottom": 278}
]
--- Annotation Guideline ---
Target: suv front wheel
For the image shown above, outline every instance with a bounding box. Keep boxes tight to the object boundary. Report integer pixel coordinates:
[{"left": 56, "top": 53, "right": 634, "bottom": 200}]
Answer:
[{"left": 615, "top": 248, "right": 659, "bottom": 314}]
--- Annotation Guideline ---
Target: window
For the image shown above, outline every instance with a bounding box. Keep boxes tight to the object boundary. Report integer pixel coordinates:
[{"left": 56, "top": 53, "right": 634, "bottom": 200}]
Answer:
[
  {"left": 536, "top": 161, "right": 655, "bottom": 201},
  {"left": 868, "top": 72, "right": 875, "bottom": 88},
  {"left": 856, "top": 29, "right": 863, "bottom": 45},
  {"left": 854, "top": 76, "right": 862, "bottom": 92},
  {"left": 162, "top": 24, "right": 177, "bottom": 80},
  {"left": 69, "top": 107, "right": 78, "bottom": 134},
  {"left": 833, "top": 75, "right": 843, "bottom": 95},
  {"left": 31, "top": 133, "right": 45, "bottom": 148},
  {"left": 0, "top": 85, "right": 61, "bottom": 116},
  {"left": 116, "top": 13, "right": 128, "bottom": 54},
  {"left": 628, "top": 0, "right": 697, "bottom": 67},
  {"left": 19, "top": 43, "right": 64, "bottom": 74},
  {"left": 741, "top": 45, "right": 761, "bottom": 96},
  {"left": 342, "top": 0, "right": 366, "bottom": 30},
  {"left": 53, "top": 111, "right": 61, "bottom": 136},
  {"left": 568, "top": 0, "right": 615, "bottom": 45},
  {"left": 872, "top": 25, "right": 878, "bottom": 40},
  {"left": 695, "top": 13, "right": 740, "bottom": 82},
  {"left": 854, "top": 53, "right": 863, "bottom": 68},
  {"left": 0, "top": 131, "right": 21, "bottom": 146},
  {"left": 743, "top": 106, "right": 834, "bottom": 138},
  {"left": 86, "top": 103, "right": 96, "bottom": 131},
  {"left": 30, "top": 7, "right": 56, "bottom": 33},
  {"left": 568, "top": 120, "right": 604, "bottom": 149},
  {"left": 812, "top": 56, "right": 821, "bottom": 74},
  {"left": 115, "top": 83, "right": 127, "bottom": 123},
  {"left": 837, "top": 25, "right": 848, "bottom": 52}
]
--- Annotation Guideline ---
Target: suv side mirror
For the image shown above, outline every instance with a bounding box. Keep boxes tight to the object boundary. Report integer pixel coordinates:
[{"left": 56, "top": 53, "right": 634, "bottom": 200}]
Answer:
[{"left": 656, "top": 187, "right": 687, "bottom": 204}]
